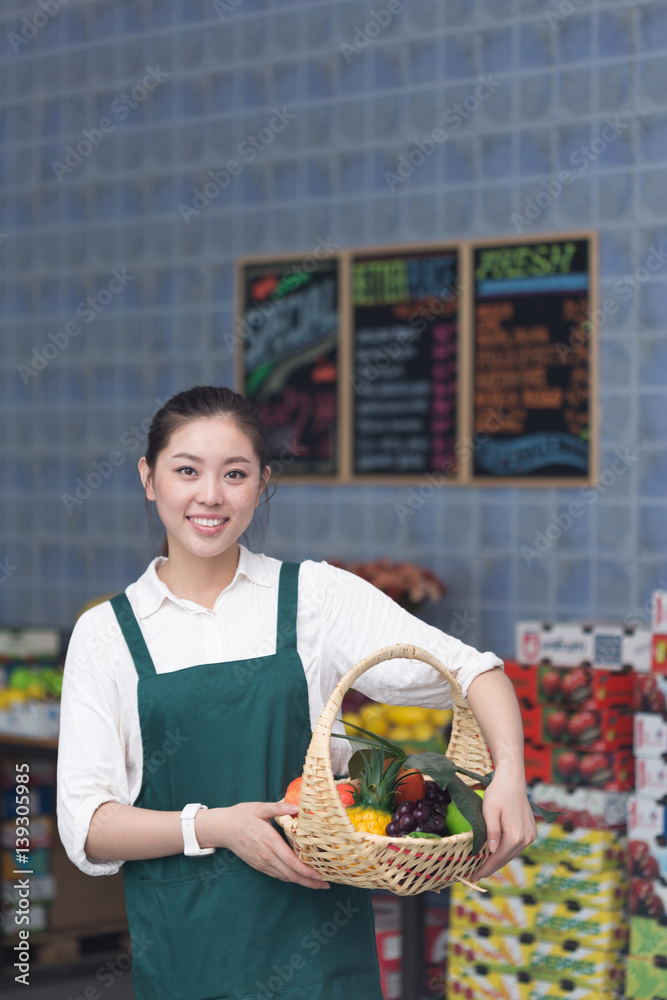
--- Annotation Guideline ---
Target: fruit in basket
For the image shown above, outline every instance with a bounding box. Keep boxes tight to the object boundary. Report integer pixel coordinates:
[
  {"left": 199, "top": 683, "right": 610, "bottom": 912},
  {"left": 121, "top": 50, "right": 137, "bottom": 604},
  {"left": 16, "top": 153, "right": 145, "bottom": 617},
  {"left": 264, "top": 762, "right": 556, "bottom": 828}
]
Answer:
[
  {"left": 283, "top": 777, "right": 357, "bottom": 808},
  {"left": 394, "top": 767, "right": 425, "bottom": 805},
  {"left": 346, "top": 750, "right": 404, "bottom": 835},
  {"left": 446, "top": 789, "right": 484, "bottom": 835},
  {"left": 284, "top": 777, "right": 302, "bottom": 805}
]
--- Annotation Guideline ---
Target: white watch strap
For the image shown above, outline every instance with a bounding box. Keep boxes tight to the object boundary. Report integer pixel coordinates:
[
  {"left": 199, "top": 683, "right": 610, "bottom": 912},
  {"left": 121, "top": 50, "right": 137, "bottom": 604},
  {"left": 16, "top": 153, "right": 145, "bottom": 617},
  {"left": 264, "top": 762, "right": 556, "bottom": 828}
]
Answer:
[{"left": 180, "top": 803, "right": 216, "bottom": 856}]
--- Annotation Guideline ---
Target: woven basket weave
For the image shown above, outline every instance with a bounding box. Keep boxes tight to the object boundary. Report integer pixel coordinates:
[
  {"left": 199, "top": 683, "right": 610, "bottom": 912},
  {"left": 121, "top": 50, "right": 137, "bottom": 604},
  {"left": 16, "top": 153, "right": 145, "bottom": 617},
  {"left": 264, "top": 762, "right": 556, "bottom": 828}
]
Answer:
[{"left": 276, "top": 643, "right": 494, "bottom": 895}]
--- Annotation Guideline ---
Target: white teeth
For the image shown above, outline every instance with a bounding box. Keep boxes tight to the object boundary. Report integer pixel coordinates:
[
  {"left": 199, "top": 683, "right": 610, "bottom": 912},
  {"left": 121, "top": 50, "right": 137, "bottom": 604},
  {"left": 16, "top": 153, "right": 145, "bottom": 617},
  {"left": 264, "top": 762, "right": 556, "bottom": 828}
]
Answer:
[{"left": 189, "top": 517, "right": 226, "bottom": 527}]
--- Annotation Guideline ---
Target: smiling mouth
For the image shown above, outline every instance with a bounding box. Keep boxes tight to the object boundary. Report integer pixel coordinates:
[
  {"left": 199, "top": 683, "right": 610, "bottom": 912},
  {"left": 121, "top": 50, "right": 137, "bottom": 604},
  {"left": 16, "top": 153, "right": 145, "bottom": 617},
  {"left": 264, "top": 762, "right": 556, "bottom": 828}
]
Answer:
[{"left": 187, "top": 517, "right": 229, "bottom": 527}]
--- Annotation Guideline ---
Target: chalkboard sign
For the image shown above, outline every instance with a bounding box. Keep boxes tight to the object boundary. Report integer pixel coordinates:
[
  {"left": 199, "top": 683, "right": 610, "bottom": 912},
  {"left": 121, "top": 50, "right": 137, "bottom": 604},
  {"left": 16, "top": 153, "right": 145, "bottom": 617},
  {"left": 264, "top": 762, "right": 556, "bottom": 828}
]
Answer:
[
  {"left": 238, "top": 257, "right": 339, "bottom": 477},
  {"left": 471, "top": 236, "right": 596, "bottom": 483},
  {"left": 351, "top": 248, "right": 460, "bottom": 479}
]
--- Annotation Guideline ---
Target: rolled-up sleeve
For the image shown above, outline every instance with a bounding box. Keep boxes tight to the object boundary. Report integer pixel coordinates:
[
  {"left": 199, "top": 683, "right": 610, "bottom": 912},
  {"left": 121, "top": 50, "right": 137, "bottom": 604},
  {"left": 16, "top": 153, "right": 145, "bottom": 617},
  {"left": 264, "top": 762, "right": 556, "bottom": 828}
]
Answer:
[
  {"left": 318, "top": 562, "right": 503, "bottom": 706},
  {"left": 56, "top": 608, "right": 130, "bottom": 876}
]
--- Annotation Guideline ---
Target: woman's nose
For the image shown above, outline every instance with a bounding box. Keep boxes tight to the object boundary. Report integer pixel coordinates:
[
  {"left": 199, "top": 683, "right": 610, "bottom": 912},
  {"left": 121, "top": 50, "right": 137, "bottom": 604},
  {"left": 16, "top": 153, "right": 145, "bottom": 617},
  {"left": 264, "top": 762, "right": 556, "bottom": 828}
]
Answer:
[{"left": 195, "top": 476, "right": 224, "bottom": 505}]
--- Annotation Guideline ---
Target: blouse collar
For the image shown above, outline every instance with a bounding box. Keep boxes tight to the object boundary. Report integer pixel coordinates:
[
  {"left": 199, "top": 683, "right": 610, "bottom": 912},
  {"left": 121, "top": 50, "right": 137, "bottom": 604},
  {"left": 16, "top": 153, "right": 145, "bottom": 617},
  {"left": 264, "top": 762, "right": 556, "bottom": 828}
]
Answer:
[{"left": 132, "top": 544, "right": 273, "bottom": 619}]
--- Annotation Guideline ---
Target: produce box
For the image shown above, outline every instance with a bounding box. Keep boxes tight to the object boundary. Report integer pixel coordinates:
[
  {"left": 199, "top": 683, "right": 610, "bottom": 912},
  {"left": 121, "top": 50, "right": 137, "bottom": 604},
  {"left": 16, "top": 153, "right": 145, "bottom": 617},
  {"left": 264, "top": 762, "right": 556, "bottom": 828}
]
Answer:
[
  {"left": 529, "top": 781, "right": 628, "bottom": 830},
  {"left": 0, "top": 629, "right": 60, "bottom": 661},
  {"left": 630, "top": 879, "right": 667, "bottom": 921},
  {"left": 1, "top": 846, "right": 50, "bottom": 880},
  {"left": 525, "top": 822, "right": 626, "bottom": 871},
  {"left": 635, "top": 673, "right": 667, "bottom": 714},
  {"left": 516, "top": 622, "right": 593, "bottom": 668},
  {"left": 629, "top": 839, "right": 667, "bottom": 881},
  {"left": 652, "top": 634, "right": 667, "bottom": 675},
  {"left": 629, "top": 796, "right": 667, "bottom": 841},
  {"left": 523, "top": 705, "right": 633, "bottom": 750},
  {"left": 637, "top": 759, "right": 667, "bottom": 800},
  {"left": 506, "top": 660, "right": 633, "bottom": 710},
  {"left": 0, "top": 815, "right": 54, "bottom": 851},
  {"left": 448, "top": 928, "right": 624, "bottom": 992},
  {"left": 447, "top": 964, "right": 619, "bottom": 1000},
  {"left": 524, "top": 742, "right": 635, "bottom": 790},
  {"left": 635, "top": 713, "right": 667, "bottom": 759},
  {"left": 625, "top": 955, "right": 667, "bottom": 1000},
  {"left": 450, "top": 887, "right": 627, "bottom": 950},
  {"left": 653, "top": 591, "right": 667, "bottom": 632},
  {"left": 630, "top": 916, "right": 667, "bottom": 960},
  {"left": 625, "top": 628, "right": 653, "bottom": 674},
  {"left": 484, "top": 857, "right": 626, "bottom": 909},
  {"left": 534, "top": 900, "right": 628, "bottom": 951}
]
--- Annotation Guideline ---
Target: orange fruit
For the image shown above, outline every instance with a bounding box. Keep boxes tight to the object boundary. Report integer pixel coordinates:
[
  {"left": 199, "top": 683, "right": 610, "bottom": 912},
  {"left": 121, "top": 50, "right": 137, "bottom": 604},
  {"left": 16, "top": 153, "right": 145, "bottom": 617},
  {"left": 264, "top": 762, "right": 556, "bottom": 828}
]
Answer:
[{"left": 284, "top": 777, "right": 302, "bottom": 804}]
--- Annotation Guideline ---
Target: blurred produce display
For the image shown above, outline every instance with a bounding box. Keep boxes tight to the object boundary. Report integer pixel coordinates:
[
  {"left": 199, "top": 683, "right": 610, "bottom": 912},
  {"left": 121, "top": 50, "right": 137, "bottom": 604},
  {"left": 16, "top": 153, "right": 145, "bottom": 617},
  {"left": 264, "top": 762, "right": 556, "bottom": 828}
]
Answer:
[{"left": 329, "top": 558, "right": 446, "bottom": 608}]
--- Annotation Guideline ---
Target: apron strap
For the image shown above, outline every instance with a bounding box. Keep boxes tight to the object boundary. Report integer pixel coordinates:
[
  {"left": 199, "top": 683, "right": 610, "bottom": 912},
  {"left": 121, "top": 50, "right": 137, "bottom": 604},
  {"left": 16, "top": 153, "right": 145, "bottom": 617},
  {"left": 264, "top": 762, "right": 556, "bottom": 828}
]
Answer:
[
  {"left": 109, "top": 592, "right": 157, "bottom": 680},
  {"left": 275, "top": 561, "right": 300, "bottom": 654}
]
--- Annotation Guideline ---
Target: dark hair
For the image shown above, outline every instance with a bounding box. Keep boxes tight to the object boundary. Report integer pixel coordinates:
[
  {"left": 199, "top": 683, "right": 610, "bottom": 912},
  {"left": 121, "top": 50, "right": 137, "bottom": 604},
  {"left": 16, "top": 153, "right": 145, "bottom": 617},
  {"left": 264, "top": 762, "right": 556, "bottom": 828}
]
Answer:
[{"left": 143, "top": 386, "right": 274, "bottom": 557}]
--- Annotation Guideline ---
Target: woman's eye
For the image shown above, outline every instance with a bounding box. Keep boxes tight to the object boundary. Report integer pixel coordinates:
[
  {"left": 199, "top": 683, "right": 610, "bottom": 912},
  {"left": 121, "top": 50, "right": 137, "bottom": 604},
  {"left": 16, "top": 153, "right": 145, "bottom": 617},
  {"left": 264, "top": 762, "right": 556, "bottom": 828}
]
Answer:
[
  {"left": 226, "top": 470, "right": 246, "bottom": 480},
  {"left": 176, "top": 466, "right": 197, "bottom": 476}
]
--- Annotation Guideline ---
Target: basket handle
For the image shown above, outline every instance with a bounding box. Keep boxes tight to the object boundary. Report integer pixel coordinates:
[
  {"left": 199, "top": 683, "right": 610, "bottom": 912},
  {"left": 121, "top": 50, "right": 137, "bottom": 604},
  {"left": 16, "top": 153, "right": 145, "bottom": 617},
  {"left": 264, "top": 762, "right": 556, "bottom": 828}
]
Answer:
[{"left": 309, "top": 643, "right": 494, "bottom": 780}]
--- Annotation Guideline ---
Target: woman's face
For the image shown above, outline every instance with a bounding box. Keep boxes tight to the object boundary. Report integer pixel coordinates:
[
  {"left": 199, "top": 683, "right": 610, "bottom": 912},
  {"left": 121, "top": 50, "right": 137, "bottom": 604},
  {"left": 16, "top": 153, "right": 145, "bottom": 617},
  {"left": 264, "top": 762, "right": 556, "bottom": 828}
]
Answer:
[{"left": 139, "top": 417, "right": 269, "bottom": 563}]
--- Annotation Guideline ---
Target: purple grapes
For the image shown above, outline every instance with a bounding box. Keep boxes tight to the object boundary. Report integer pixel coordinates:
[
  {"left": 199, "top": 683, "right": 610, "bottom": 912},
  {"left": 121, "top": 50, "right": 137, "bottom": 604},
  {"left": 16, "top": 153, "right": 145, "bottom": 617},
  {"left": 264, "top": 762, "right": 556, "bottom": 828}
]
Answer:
[{"left": 385, "top": 782, "right": 451, "bottom": 837}]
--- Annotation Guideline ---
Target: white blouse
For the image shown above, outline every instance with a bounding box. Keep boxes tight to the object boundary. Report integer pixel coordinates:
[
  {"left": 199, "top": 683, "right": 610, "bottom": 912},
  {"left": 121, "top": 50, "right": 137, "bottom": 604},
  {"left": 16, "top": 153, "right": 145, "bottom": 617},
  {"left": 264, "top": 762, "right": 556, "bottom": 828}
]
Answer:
[{"left": 56, "top": 545, "right": 502, "bottom": 876}]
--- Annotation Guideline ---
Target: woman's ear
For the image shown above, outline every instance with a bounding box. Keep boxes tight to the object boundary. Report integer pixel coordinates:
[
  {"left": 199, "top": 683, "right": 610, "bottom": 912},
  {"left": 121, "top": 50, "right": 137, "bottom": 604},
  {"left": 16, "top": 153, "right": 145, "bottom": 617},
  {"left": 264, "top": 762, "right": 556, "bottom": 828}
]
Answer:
[
  {"left": 138, "top": 457, "right": 155, "bottom": 500},
  {"left": 255, "top": 466, "right": 271, "bottom": 506}
]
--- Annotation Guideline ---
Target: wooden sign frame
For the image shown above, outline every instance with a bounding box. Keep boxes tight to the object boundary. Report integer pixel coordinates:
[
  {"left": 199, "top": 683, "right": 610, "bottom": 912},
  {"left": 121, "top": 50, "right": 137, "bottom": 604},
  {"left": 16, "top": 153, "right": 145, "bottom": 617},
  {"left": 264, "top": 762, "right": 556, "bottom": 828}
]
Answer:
[{"left": 235, "top": 230, "right": 598, "bottom": 488}]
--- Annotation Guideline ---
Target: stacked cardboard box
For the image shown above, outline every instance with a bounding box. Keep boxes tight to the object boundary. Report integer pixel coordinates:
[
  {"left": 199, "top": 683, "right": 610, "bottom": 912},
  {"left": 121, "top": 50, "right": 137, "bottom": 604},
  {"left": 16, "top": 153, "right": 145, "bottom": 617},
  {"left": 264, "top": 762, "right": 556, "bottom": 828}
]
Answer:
[
  {"left": 626, "top": 592, "right": 667, "bottom": 1000},
  {"left": 445, "top": 620, "right": 650, "bottom": 1000},
  {"left": 372, "top": 893, "right": 449, "bottom": 999}
]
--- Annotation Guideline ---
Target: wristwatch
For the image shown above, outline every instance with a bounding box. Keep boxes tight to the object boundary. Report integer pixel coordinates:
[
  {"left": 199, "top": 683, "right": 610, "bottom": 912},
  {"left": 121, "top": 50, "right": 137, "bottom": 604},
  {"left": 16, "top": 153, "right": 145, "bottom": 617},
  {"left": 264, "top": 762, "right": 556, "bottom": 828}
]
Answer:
[{"left": 180, "top": 803, "right": 216, "bottom": 856}]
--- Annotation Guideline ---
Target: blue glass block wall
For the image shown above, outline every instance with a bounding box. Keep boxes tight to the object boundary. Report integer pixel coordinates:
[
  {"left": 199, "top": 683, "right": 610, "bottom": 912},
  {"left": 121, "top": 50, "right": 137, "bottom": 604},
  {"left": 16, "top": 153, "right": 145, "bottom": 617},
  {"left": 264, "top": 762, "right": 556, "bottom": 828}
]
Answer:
[{"left": 0, "top": 0, "right": 665, "bottom": 658}]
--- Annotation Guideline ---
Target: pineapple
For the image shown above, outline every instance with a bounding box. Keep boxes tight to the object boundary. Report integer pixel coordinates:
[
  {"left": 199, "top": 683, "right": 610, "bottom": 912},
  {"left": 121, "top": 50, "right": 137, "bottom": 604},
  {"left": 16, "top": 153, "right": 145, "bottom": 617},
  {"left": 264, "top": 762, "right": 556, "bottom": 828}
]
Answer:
[{"left": 346, "top": 750, "right": 403, "bottom": 835}]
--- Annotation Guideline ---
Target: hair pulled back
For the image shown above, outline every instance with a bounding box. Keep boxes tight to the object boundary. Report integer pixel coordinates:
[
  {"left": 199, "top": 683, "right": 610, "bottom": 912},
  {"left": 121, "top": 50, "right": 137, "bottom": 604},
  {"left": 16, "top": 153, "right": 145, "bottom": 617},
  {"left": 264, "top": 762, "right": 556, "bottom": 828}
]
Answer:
[{"left": 143, "top": 385, "right": 273, "bottom": 557}]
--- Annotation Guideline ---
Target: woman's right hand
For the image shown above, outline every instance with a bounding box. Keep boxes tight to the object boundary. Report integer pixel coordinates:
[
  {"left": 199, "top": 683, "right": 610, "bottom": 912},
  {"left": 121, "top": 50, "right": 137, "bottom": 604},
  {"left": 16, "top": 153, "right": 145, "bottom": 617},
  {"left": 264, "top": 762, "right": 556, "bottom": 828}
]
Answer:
[{"left": 199, "top": 802, "right": 330, "bottom": 890}]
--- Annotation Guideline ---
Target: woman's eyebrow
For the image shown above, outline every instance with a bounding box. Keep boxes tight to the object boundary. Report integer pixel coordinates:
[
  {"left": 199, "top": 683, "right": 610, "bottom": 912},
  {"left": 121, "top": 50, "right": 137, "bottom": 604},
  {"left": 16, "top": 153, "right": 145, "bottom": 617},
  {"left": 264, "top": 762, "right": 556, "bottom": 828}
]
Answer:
[{"left": 171, "top": 452, "right": 252, "bottom": 464}]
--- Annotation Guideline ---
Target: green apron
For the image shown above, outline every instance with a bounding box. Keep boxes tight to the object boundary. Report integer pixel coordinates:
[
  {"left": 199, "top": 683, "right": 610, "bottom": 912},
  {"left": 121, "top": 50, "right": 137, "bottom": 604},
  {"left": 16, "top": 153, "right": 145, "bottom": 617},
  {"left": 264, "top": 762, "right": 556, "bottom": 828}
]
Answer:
[{"left": 109, "top": 562, "right": 383, "bottom": 1000}]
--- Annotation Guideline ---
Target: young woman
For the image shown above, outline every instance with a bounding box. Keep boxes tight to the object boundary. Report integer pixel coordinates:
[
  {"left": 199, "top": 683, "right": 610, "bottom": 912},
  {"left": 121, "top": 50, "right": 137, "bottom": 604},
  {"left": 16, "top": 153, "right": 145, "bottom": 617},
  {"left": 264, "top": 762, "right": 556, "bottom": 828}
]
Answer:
[{"left": 57, "top": 385, "right": 536, "bottom": 1000}]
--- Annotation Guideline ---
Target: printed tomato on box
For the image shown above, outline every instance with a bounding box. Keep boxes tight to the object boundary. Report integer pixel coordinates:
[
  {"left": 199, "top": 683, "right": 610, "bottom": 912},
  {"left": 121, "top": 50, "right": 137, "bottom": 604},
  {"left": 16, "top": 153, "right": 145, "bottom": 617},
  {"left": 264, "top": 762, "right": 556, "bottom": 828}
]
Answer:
[
  {"left": 528, "top": 781, "right": 628, "bottom": 830},
  {"left": 628, "top": 839, "right": 667, "bottom": 881},
  {"left": 633, "top": 673, "right": 667, "bottom": 714},
  {"left": 537, "top": 707, "right": 633, "bottom": 750},
  {"left": 629, "top": 878, "right": 667, "bottom": 921}
]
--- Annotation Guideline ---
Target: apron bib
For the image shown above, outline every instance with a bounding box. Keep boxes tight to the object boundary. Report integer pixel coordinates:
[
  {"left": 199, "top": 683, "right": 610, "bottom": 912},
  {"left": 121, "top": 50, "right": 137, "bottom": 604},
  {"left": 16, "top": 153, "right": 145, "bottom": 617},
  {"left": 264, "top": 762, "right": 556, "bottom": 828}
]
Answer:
[{"left": 109, "top": 562, "right": 383, "bottom": 1000}]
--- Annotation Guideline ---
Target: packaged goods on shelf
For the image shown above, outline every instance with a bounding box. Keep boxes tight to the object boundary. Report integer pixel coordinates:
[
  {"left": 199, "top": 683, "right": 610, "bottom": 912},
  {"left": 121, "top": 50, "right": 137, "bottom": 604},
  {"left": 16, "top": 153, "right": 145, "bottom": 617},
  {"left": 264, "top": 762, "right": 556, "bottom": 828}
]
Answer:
[
  {"left": 636, "top": 758, "right": 667, "bottom": 800},
  {"left": 1, "top": 901, "right": 47, "bottom": 936},
  {"left": 651, "top": 633, "right": 667, "bottom": 674},
  {"left": 630, "top": 879, "right": 667, "bottom": 921},
  {"left": 484, "top": 857, "right": 626, "bottom": 909},
  {"left": 0, "top": 759, "right": 55, "bottom": 787},
  {"left": 0, "top": 815, "right": 54, "bottom": 851},
  {"left": 652, "top": 591, "right": 667, "bottom": 632},
  {"left": 634, "top": 713, "right": 667, "bottom": 759},
  {"left": 371, "top": 894, "right": 449, "bottom": 1000},
  {"left": 0, "top": 629, "right": 60, "bottom": 662},
  {"left": 635, "top": 673, "right": 667, "bottom": 714},
  {"left": 2, "top": 874, "right": 56, "bottom": 904},
  {"left": 447, "top": 963, "right": 620, "bottom": 1000},
  {"left": 524, "top": 742, "right": 635, "bottom": 790},
  {"left": 449, "top": 927, "right": 624, "bottom": 992},
  {"left": 522, "top": 705, "right": 633, "bottom": 751},
  {"left": 450, "top": 885, "right": 628, "bottom": 951},
  {"left": 506, "top": 659, "right": 634, "bottom": 710},
  {"left": 628, "top": 838, "right": 667, "bottom": 881},
  {"left": 630, "top": 916, "right": 667, "bottom": 960},
  {"left": 516, "top": 620, "right": 648, "bottom": 671},
  {"left": 529, "top": 781, "right": 628, "bottom": 830},
  {"left": 624, "top": 628, "right": 653, "bottom": 674},
  {"left": 1, "top": 846, "right": 50, "bottom": 880},
  {"left": 625, "top": 954, "right": 667, "bottom": 1000},
  {"left": 1, "top": 784, "right": 55, "bottom": 821},
  {"left": 526, "top": 822, "right": 627, "bottom": 871},
  {"left": 629, "top": 796, "right": 667, "bottom": 841}
]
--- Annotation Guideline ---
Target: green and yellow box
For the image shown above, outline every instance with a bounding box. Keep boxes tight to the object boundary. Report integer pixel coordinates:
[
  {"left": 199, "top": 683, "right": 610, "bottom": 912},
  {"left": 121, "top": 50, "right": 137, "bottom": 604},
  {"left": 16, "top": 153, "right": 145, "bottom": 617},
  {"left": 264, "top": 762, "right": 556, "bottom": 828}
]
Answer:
[
  {"left": 625, "top": 955, "right": 667, "bottom": 1000},
  {"left": 630, "top": 916, "right": 667, "bottom": 960},
  {"left": 485, "top": 857, "right": 626, "bottom": 909},
  {"left": 447, "top": 964, "right": 619, "bottom": 1000},
  {"left": 526, "top": 822, "right": 626, "bottom": 871}
]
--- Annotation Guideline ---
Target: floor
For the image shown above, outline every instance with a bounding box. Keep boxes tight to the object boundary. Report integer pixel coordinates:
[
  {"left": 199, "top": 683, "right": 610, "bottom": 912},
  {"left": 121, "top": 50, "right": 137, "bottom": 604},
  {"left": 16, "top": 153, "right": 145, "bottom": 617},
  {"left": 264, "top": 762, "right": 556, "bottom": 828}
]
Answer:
[{"left": 1, "top": 967, "right": 136, "bottom": 1000}]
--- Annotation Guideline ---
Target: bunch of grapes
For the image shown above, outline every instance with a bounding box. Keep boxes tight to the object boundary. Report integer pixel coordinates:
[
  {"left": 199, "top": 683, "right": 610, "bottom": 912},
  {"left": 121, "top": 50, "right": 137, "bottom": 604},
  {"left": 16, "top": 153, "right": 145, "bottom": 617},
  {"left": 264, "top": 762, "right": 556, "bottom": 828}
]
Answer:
[{"left": 385, "top": 781, "right": 451, "bottom": 837}]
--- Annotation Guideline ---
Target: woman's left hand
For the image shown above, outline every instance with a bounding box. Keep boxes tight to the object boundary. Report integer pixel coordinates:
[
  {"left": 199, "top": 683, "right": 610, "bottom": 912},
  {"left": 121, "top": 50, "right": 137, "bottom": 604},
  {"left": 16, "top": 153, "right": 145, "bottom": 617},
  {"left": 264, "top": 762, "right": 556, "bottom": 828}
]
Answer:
[{"left": 471, "top": 765, "right": 537, "bottom": 881}]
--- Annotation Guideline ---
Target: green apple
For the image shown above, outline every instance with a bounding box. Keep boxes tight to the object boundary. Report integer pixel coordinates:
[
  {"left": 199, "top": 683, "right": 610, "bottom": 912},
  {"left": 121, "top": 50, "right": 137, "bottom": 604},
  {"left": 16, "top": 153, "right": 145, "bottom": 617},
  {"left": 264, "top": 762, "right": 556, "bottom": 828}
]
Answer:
[{"left": 446, "top": 789, "right": 484, "bottom": 835}]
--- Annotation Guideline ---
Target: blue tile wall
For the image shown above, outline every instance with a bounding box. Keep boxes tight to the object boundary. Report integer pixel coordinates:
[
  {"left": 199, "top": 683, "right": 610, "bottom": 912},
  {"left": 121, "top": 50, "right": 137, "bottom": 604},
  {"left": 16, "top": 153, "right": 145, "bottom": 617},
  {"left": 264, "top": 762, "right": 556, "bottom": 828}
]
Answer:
[{"left": 0, "top": 0, "right": 665, "bottom": 658}]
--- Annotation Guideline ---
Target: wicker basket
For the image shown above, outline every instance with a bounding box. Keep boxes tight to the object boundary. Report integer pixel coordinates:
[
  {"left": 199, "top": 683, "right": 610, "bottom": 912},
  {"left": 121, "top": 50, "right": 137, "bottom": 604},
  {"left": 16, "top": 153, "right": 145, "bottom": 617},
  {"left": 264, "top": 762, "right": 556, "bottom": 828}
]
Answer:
[{"left": 276, "top": 643, "right": 494, "bottom": 895}]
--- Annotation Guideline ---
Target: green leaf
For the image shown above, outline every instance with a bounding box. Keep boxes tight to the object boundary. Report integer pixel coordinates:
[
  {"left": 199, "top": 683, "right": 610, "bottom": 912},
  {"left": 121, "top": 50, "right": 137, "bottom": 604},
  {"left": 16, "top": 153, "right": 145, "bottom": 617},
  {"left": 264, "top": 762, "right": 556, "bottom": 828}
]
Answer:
[
  {"left": 406, "top": 831, "right": 441, "bottom": 840},
  {"left": 403, "top": 752, "right": 490, "bottom": 790},
  {"left": 338, "top": 721, "right": 408, "bottom": 761},
  {"left": 448, "top": 775, "right": 487, "bottom": 855},
  {"left": 348, "top": 749, "right": 372, "bottom": 781},
  {"left": 529, "top": 801, "right": 561, "bottom": 823}
]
